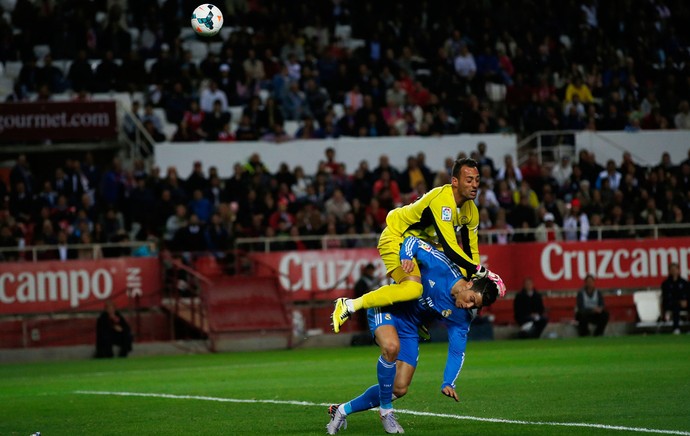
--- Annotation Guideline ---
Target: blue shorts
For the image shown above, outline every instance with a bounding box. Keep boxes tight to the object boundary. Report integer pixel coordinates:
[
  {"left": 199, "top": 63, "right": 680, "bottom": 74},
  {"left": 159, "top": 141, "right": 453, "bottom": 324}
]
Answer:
[{"left": 367, "top": 302, "right": 421, "bottom": 368}]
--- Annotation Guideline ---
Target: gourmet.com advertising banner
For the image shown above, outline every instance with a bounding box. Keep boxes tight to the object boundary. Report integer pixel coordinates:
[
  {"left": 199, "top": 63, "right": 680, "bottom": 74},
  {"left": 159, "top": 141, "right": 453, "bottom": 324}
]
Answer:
[
  {"left": 0, "top": 258, "right": 161, "bottom": 315},
  {"left": 0, "top": 101, "right": 118, "bottom": 141},
  {"left": 250, "top": 238, "right": 690, "bottom": 300}
]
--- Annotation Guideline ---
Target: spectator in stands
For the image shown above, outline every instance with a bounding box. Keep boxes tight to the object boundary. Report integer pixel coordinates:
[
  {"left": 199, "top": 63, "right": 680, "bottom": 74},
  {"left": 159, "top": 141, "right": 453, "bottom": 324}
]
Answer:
[
  {"left": 242, "top": 48, "right": 265, "bottom": 92},
  {"left": 564, "top": 75, "right": 593, "bottom": 104},
  {"left": 575, "top": 274, "right": 609, "bottom": 337},
  {"left": 95, "top": 300, "right": 133, "bottom": 358},
  {"left": 257, "top": 97, "right": 285, "bottom": 135},
  {"left": 188, "top": 189, "right": 213, "bottom": 224},
  {"left": 661, "top": 262, "right": 689, "bottom": 335},
  {"left": 143, "top": 119, "right": 166, "bottom": 143},
  {"left": 93, "top": 50, "right": 120, "bottom": 92},
  {"left": 0, "top": 225, "right": 19, "bottom": 261},
  {"left": 67, "top": 50, "right": 94, "bottom": 92},
  {"left": 163, "top": 82, "right": 192, "bottom": 126},
  {"left": 674, "top": 100, "right": 690, "bottom": 129},
  {"left": 563, "top": 198, "right": 590, "bottom": 241},
  {"left": 282, "top": 80, "right": 308, "bottom": 121},
  {"left": 551, "top": 155, "right": 573, "bottom": 192},
  {"left": 295, "top": 116, "right": 322, "bottom": 139},
  {"left": 201, "top": 99, "right": 232, "bottom": 141},
  {"left": 453, "top": 42, "right": 476, "bottom": 93},
  {"left": 514, "top": 277, "right": 549, "bottom": 339},
  {"left": 595, "top": 159, "right": 623, "bottom": 191},
  {"left": 37, "top": 53, "right": 67, "bottom": 93},
  {"left": 324, "top": 188, "right": 352, "bottom": 223},
  {"left": 172, "top": 213, "right": 207, "bottom": 254},
  {"left": 8, "top": 181, "right": 32, "bottom": 224},
  {"left": 260, "top": 122, "right": 291, "bottom": 143},
  {"left": 77, "top": 232, "right": 102, "bottom": 260},
  {"left": 534, "top": 212, "right": 561, "bottom": 242},
  {"left": 205, "top": 212, "right": 231, "bottom": 259},
  {"left": 164, "top": 204, "right": 188, "bottom": 243},
  {"left": 141, "top": 101, "right": 164, "bottom": 134},
  {"left": 199, "top": 80, "right": 228, "bottom": 114}
]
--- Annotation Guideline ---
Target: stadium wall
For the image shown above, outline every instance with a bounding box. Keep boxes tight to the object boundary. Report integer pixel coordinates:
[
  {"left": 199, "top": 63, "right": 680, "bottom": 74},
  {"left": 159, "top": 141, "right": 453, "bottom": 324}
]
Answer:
[
  {"left": 574, "top": 131, "right": 690, "bottom": 165},
  {"left": 153, "top": 134, "right": 517, "bottom": 177},
  {"left": 249, "top": 237, "right": 690, "bottom": 298}
]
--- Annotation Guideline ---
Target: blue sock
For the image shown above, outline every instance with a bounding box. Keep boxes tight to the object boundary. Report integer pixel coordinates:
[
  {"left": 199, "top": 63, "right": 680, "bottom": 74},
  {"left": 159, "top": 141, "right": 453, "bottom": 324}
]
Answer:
[
  {"left": 343, "top": 384, "right": 379, "bottom": 415},
  {"left": 377, "top": 355, "right": 396, "bottom": 410}
]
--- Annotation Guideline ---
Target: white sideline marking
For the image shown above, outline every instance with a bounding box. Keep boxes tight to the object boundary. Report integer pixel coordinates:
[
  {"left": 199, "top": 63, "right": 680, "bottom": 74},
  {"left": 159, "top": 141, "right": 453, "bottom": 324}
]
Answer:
[{"left": 73, "top": 391, "right": 690, "bottom": 435}]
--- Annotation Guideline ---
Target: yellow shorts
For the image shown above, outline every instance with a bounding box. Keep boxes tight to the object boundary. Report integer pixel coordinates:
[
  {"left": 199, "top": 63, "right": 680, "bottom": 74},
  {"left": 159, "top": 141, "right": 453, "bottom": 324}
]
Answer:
[{"left": 377, "top": 228, "right": 421, "bottom": 283}]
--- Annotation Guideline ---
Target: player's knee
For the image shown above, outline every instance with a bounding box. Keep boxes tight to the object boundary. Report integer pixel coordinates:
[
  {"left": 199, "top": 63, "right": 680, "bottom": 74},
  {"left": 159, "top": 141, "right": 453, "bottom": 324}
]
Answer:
[
  {"left": 379, "top": 340, "right": 400, "bottom": 362},
  {"left": 398, "top": 279, "right": 423, "bottom": 298}
]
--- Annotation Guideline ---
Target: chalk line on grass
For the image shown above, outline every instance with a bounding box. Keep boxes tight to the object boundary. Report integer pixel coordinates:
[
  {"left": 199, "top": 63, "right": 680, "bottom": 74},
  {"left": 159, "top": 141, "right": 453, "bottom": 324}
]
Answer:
[{"left": 73, "top": 390, "right": 690, "bottom": 436}]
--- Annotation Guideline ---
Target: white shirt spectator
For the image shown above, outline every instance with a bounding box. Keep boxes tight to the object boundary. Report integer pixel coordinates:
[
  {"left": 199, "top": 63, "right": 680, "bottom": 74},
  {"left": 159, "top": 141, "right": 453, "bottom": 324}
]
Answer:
[
  {"left": 596, "top": 168, "right": 622, "bottom": 191},
  {"left": 551, "top": 157, "right": 573, "bottom": 188},
  {"left": 199, "top": 86, "right": 229, "bottom": 113},
  {"left": 563, "top": 211, "right": 590, "bottom": 242},
  {"left": 674, "top": 101, "right": 690, "bottom": 129},
  {"left": 453, "top": 52, "right": 476, "bottom": 78}
]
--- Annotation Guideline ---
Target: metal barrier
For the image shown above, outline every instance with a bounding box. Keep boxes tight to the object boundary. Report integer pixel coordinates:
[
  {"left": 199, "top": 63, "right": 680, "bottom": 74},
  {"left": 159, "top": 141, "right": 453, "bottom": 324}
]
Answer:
[
  {"left": 1, "top": 222, "right": 687, "bottom": 260},
  {"left": 0, "top": 241, "right": 153, "bottom": 262},
  {"left": 234, "top": 223, "right": 690, "bottom": 252}
]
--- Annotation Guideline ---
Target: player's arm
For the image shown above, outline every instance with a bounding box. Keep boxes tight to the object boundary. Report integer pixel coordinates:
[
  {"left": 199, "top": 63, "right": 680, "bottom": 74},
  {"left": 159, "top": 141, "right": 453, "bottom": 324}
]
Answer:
[
  {"left": 399, "top": 236, "right": 422, "bottom": 273},
  {"left": 440, "top": 321, "right": 470, "bottom": 401}
]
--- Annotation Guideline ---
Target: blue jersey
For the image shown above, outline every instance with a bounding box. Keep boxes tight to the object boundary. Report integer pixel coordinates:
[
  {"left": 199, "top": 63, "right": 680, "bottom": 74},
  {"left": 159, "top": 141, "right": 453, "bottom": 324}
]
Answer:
[
  {"left": 368, "top": 236, "right": 474, "bottom": 392},
  {"left": 400, "top": 236, "right": 474, "bottom": 391}
]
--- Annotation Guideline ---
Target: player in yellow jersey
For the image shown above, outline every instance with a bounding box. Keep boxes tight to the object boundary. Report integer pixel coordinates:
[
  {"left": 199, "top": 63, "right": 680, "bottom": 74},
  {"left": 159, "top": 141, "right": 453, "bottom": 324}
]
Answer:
[{"left": 332, "top": 157, "right": 506, "bottom": 333}]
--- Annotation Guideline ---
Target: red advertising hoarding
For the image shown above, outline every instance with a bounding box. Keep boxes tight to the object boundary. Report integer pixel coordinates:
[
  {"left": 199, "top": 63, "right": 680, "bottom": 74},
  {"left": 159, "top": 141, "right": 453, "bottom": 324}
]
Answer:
[
  {"left": 0, "top": 101, "right": 118, "bottom": 141},
  {"left": 0, "top": 258, "right": 161, "bottom": 315},
  {"left": 249, "top": 237, "right": 690, "bottom": 300}
]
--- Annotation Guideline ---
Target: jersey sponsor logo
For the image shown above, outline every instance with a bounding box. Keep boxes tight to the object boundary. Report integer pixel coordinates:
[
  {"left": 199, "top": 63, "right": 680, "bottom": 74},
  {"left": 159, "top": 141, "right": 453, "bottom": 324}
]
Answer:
[
  {"left": 428, "top": 279, "right": 435, "bottom": 288},
  {"left": 442, "top": 309, "right": 452, "bottom": 318},
  {"left": 441, "top": 206, "right": 452, "bottom": 221},
  {"left": 419, "top": 240, "right": 432, "bottom": 252}
]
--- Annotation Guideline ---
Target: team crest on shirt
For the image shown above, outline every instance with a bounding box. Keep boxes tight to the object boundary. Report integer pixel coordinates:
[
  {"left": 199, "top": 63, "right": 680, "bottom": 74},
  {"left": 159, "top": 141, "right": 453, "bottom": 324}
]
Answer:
[
  {"left": 442, "top": 309, "right": 452, "bottom": 318},
  {"left": 385, "top": 314, "right": 392, "bottom": 320},
  {"left": 460, "top": 216, "right": 469, "bottom": 225},
  {"left": 441, "top": 206, "right": 452, "bottom": 221}
]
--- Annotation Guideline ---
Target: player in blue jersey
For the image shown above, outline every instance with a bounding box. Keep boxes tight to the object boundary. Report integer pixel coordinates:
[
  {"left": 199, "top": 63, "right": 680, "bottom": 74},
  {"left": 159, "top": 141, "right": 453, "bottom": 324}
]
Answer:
[{"left": 326, "top": 236, "right": 504, "bottom": 434}]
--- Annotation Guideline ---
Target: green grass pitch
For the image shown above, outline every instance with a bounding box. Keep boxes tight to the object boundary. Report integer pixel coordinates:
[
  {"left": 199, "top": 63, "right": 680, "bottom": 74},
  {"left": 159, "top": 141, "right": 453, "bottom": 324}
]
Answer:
[{"left": 1, "top": 335, "right": 689, "bottom": 435}]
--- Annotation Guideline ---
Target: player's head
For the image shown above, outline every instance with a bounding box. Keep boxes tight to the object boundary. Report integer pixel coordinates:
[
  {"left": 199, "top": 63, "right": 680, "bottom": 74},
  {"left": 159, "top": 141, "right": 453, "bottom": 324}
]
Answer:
[
  {"left": 451, "top": 158, "right": 480, "bottom": 202},
  {"left": 452, "top": 277, "right": 499, "bottom": 309}
]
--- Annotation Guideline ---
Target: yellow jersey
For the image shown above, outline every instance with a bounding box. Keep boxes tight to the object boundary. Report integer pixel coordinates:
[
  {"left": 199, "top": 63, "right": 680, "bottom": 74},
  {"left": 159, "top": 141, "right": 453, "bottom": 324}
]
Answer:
[{"left": 384, "top": 184, "right": 480, "bottom": 277}]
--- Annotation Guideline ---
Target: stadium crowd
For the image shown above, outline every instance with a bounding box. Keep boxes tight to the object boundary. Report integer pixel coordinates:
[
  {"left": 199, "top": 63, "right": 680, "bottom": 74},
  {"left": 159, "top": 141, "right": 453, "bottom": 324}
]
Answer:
[
  {"left": 2, "top": 0, "right": 690, "bottom": 141},
  {"left": 1, "top": 144, "right": 690, "bottom": 261},
  {"left": 2, "top": 0, "right": 690, "bottom": 260}
]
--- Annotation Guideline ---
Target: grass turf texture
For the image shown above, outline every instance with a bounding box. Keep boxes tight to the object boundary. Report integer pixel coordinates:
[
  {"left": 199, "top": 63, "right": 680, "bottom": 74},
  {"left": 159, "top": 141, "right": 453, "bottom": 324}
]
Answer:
[{"left": 0, "top": 336, "right": 688, "bottom": 435}]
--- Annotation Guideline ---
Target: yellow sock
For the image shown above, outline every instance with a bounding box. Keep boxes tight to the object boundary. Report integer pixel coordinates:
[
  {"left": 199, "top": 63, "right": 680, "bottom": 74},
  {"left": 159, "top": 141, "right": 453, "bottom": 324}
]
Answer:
[{"left": 355, "top": 281, "right": 423, "bottom": 310}]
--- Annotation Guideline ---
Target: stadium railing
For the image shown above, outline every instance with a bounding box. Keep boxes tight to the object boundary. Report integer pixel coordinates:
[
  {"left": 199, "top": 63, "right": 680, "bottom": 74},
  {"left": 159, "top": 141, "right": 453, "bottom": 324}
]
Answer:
[
  {"left": 233, "top": 222, "right": 690, "bottom": 253},
  {"left": 0, "top": 240, "right": 154, "bottom": 262},
  {"left": 1, "top": 222, "right": 687, "bottom": 261}
]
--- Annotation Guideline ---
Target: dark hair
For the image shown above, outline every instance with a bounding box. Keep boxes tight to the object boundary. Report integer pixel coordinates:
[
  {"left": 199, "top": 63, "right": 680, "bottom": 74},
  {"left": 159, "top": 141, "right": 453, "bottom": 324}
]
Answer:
[
  {"left": 471, "top": 277, "right": 499, "bottom": 307},
  {"left": 451, "top": 158, "right": 479, "bottom": 179}
]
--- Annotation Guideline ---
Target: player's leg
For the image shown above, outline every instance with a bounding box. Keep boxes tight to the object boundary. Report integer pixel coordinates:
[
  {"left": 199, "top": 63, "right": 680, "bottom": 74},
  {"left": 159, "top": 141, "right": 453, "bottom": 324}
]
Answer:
[
  {"left": 393, "top": 360, "right": 416, "bottom": 400},
  {"left": 332, "top": 231, "right": 423, "bottom": 333},
  {"left": 373, "top": 322, "right": 399, "bottom": 414},
  {"left": 327, "top": 310, "right": 399, "bottom": 434},
  {"left": 377, "top": 325, "right": 417, "bottom": 434}
]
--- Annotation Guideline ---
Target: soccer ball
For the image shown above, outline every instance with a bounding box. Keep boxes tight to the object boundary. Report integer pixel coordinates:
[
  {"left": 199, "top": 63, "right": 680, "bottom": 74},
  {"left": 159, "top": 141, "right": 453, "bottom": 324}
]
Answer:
[{"left": 191, "top": 4, "right": 223, "bottom": 37}]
